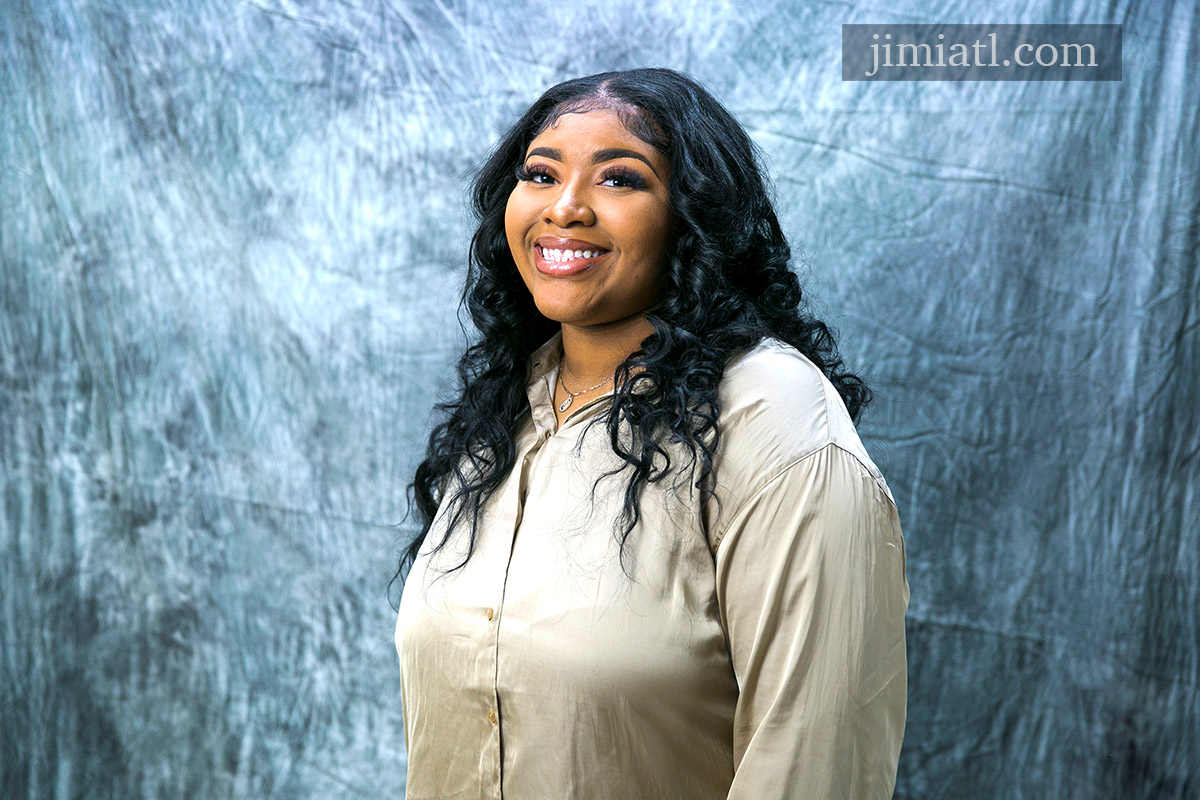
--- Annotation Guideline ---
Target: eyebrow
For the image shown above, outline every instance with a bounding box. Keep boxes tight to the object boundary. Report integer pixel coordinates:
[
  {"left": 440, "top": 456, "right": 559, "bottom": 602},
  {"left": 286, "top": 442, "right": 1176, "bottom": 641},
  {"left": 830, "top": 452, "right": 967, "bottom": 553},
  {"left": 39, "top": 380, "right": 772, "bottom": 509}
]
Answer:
[{"left": 524, "top": 147, "right": 662, "bottom": 179}]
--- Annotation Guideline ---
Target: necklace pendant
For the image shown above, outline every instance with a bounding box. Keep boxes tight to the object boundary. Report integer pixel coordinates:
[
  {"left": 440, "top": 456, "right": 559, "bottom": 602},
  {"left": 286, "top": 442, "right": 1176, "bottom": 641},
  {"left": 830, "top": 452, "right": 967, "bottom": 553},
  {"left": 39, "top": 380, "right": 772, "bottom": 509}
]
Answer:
[{"left": 558, "top": 396, "right": 573, "bottom": 412}]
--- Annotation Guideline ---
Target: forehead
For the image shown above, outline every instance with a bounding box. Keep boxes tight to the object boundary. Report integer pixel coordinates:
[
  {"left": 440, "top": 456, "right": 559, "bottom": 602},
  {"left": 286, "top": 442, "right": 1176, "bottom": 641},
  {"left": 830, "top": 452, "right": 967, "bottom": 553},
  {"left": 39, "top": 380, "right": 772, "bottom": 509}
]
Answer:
[{"left": 525, "top": 108, "right": 666, "bottom": 161}]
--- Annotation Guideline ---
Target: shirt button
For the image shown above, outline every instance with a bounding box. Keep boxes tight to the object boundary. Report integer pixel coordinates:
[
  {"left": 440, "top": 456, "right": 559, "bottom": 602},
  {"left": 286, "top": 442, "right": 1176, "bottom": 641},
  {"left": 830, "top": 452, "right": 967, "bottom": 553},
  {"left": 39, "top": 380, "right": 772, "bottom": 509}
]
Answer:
[
  {"left": 486, "top": 607, "right": 494, "bottom": 620},
  {"left": 487, "top": 708, "right": 497, "bottom": 724}
]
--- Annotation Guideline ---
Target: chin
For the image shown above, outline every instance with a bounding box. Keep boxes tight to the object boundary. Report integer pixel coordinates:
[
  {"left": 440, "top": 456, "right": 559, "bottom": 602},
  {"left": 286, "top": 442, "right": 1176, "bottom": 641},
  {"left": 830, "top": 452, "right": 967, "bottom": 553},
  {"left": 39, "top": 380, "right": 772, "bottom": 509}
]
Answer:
[
  {"left": 535, "top": 308, "right": 588, "bottom": 326},
  {"left": 531, "top": 296, "right": 588, "bottom": 325}
]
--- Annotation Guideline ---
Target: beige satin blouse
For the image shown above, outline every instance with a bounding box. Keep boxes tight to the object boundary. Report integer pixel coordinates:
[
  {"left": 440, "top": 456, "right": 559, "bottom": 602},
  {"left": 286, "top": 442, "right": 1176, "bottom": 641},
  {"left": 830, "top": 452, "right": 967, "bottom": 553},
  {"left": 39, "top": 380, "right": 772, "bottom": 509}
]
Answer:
[{"left": 395, "top": 332, "right": 909, "bottom": 799}]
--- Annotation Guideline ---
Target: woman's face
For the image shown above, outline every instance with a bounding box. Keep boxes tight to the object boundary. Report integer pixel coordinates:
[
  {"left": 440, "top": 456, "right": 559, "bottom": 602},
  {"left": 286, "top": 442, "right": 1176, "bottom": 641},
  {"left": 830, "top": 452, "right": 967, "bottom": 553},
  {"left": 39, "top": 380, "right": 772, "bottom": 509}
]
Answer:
[{"left": 504, "top": 108, "right": 673, "bottom": 330}]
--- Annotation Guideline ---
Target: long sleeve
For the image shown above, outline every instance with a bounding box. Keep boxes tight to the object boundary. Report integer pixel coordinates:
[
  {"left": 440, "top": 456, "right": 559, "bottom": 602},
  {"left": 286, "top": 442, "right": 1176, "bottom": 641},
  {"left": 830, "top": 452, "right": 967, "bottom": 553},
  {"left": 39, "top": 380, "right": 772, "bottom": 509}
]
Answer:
[{"left": 713, "top": 442, "right": 909, "bottom": 800}]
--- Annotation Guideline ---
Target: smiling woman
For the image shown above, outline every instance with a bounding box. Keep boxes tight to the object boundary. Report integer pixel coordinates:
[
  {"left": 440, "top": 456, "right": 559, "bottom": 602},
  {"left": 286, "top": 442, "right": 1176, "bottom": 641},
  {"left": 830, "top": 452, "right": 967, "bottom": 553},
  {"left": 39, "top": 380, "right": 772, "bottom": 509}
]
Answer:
[
  {"left": 505, "top": 109, "right": 672, "bottom": 329},
  {"left": 393, "top": 68, "right": 909, "bottom": 800}
]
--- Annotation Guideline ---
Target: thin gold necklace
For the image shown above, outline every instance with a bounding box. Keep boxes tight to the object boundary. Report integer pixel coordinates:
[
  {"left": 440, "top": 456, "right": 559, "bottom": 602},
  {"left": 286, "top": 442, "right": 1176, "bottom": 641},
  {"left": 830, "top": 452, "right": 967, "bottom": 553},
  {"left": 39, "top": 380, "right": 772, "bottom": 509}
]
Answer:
[{"left": 557, "top": 370, "right": 613, "bottom": 412}]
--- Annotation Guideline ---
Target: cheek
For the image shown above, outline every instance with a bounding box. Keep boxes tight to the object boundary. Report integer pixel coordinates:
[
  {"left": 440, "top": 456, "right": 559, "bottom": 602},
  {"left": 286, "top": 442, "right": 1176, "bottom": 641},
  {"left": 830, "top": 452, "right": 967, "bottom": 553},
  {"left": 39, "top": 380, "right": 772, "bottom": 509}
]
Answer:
[
  {"left": 503, "top": 192, "right": 527, "bottom": 254},
  {"left": 631, "top": 210, "right": 673, "bottom": 265}
]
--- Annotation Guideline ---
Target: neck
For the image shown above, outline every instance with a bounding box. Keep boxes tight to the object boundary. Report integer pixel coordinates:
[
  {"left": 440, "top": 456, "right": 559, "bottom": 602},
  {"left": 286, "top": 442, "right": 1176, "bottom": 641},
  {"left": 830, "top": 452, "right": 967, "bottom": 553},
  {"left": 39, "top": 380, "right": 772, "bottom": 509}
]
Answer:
[{"left": 558, "top": 315, "right": 654, "bottom": 388}]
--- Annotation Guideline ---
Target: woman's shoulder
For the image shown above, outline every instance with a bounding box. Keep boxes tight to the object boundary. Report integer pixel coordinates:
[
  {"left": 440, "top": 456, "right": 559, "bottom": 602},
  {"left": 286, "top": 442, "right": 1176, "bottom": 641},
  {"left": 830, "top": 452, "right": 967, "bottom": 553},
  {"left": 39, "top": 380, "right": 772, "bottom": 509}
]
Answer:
[{"left": 714, "top": 336, "right": 886, "bottom": 491}]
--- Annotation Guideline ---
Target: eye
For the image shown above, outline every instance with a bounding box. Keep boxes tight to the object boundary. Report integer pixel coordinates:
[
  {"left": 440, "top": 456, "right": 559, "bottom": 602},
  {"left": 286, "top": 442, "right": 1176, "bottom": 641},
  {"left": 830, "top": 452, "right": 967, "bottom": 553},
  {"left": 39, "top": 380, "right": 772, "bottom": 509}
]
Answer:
[
  {"left": 599, "top": 166, "right": 648, "bottom": 190},
  {"left": 515, "top": 164, "right": 555, "bottom": 184}
]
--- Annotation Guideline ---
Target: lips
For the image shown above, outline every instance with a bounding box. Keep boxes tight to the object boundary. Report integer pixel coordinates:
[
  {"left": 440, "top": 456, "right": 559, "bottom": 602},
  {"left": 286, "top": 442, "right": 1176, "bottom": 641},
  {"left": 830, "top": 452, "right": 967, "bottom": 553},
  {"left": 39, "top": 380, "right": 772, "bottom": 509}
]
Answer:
[{"left": 533, "top": 236, "right": 611, "bottom": 276}]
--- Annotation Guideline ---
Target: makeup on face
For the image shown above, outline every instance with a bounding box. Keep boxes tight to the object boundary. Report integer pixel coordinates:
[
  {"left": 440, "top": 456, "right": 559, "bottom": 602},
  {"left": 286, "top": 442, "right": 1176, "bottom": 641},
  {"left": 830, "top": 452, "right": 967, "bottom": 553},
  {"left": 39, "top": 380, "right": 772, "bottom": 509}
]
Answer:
[{"left": 504, "top": 108, "right": 673, "bottom": 330}]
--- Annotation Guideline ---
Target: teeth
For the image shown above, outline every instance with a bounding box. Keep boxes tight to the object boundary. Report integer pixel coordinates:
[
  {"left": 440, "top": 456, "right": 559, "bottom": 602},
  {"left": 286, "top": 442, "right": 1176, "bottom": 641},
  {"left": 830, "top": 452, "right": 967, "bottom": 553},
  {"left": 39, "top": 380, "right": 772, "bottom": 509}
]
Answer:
[{"left": 542, "top": 247, "right": 601, "bottom": 262}]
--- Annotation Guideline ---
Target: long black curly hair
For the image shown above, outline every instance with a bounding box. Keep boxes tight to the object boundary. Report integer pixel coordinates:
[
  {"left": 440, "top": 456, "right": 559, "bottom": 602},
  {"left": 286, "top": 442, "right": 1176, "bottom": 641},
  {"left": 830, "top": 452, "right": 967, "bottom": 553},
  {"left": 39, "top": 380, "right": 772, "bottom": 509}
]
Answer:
[{"left": 394, "top": 67, "right": 870, "bottom": 586}]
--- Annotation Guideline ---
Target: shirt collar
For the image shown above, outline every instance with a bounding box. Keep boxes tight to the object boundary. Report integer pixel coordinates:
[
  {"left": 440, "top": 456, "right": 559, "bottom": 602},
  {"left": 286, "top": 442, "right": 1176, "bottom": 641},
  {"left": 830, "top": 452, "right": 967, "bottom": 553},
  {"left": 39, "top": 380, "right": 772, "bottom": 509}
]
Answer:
[
  {"left": 525, "top": 331, "right": 567, "bottom": 436},
  {"left": 527, "top": 330, "right": 565, "bottom": 389}
]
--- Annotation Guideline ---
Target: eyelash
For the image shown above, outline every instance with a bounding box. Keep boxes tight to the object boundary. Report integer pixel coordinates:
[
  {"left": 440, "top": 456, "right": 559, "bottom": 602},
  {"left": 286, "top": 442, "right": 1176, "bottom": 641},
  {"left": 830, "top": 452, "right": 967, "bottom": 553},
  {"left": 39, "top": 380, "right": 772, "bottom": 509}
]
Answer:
[
  {"left": 515, "top": 164, "right": 648, "bottom": 190},
  {"left": 514, "top": 164, "right": 552, "bottom": 183},
  {"left": 600, "top": 166, "right": 647, "bottom": 189}
]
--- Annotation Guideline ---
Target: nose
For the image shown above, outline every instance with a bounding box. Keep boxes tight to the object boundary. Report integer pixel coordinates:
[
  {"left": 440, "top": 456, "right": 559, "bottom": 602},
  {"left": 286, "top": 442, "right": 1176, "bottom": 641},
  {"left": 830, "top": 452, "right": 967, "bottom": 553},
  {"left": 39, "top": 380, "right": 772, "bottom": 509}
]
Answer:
[{"left": 543, "top": 178, "right": 595, "bottom": 227}]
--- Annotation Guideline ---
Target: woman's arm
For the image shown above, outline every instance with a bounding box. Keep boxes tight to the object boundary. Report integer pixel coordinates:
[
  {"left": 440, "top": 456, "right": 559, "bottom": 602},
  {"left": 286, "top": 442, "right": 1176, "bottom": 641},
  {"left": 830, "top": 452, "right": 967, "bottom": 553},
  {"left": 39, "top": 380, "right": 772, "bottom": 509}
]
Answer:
[{"left": 713, "top": 441, "right": 909, "bottom": 800}]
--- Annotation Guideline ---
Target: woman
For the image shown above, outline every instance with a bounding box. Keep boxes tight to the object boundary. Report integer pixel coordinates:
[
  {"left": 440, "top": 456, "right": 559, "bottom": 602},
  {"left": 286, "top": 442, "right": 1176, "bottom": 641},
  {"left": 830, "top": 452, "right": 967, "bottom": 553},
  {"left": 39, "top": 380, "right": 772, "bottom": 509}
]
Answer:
[{"left": 393, "top": 68, "right": 908, "bottom": 799}]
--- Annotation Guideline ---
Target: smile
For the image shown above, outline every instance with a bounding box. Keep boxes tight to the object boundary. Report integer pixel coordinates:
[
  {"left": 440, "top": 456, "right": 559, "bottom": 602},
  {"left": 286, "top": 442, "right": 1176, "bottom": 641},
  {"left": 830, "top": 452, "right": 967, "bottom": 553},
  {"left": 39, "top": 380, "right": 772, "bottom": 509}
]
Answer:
[{"left": 534, "top": 243, "right": 610, "bottom": 276}]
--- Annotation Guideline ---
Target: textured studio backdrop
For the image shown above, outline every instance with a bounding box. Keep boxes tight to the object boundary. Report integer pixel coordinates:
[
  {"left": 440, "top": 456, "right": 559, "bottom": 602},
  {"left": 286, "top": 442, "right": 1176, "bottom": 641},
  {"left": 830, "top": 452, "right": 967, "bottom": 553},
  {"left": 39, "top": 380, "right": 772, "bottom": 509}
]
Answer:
[{"left": 1, "top": 1, "right": 1197, "bottom": 798}]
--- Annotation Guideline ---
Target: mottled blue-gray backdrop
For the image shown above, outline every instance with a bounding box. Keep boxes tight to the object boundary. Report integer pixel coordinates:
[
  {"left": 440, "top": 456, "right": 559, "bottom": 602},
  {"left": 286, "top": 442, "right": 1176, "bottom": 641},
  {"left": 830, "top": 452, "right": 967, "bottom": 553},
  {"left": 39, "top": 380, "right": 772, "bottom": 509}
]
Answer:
[{"left": 2, "top": 0, "right": 1197, "bottom": 798}]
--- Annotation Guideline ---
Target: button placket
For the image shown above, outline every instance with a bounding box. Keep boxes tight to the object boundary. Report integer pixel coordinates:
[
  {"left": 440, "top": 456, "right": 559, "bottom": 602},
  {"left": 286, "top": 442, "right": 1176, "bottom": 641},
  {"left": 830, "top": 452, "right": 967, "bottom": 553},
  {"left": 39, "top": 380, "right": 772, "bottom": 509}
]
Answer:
[{"left": 484, "top": 429, "right": 547, "bottom": 797}]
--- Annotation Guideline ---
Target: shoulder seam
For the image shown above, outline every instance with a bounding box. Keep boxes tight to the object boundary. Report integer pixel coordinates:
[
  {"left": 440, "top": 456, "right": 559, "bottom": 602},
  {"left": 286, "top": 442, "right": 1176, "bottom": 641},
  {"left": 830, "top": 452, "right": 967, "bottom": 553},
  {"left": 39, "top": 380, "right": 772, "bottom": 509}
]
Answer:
[
  {"left": 710, "top": 441, "right": 896, "bottom": 554},
  {"left": 817, "top": 356, "right": 833, "bottom": 445}
]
